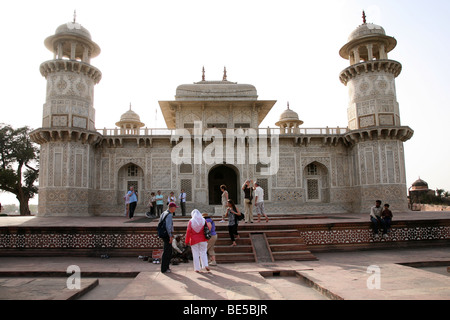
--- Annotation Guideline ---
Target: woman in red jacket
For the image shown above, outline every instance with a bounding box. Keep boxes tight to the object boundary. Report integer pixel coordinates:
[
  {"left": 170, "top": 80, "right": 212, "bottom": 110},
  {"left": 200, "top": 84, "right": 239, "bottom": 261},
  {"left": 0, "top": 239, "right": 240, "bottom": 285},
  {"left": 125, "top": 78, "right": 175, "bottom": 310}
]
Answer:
[{"left": 185, "top": 209, "right": 211, "bottom": 272}]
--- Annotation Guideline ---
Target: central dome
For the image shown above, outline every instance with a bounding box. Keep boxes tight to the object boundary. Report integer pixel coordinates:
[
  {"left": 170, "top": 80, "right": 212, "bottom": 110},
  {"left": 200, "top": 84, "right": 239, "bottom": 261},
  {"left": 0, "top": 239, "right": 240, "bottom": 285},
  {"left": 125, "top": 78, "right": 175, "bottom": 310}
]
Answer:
[{"left": 175, "top": 80, "right": 258, "bottom": 101}]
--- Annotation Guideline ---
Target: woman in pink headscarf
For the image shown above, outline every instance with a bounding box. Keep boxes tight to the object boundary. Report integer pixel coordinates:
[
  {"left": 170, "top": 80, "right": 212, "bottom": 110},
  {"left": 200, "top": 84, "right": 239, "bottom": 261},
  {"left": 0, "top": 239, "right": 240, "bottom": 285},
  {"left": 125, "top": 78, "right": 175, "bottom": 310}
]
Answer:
[{"left": 185, "top": 209, "right": 210, "bottom": 272}]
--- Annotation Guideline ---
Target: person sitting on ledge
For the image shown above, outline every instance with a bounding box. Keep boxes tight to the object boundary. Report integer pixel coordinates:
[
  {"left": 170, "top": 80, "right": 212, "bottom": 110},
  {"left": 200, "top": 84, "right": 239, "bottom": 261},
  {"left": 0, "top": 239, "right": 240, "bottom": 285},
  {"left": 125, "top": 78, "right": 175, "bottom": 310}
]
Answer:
[
  {"left": 370, "top": 200, "right": 383, "bottom": 237},
  {"left": 172, "top": 235, "right": 191, "bottom": 263},
  {"left": 381, "top": 203, "right": 393, "bottom": 237}
]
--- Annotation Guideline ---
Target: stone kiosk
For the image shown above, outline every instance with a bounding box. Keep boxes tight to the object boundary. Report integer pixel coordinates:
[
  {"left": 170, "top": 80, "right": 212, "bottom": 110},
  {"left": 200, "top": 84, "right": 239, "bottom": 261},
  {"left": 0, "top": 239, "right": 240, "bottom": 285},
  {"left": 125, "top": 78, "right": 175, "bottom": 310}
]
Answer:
[{"left": 31, "top": 17, "right": 413, "bottom": 217}]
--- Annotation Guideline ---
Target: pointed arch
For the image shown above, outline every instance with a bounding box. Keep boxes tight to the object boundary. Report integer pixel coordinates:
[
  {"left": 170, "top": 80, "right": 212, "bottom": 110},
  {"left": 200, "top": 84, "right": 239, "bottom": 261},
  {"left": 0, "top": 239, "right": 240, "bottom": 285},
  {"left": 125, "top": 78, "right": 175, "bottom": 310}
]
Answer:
[
  {"left": 117, "top": 162, "right": 145, "bottom": 205},
  {"left": 303, "top": 161, "right": 330, "bottom": 203}
]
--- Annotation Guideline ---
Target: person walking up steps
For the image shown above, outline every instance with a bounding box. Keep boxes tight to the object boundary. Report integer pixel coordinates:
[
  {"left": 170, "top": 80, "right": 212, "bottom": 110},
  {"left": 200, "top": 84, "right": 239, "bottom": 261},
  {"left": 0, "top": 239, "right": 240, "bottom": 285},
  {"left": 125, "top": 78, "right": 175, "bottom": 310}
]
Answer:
[
  {"left": 203, "top": 213, "right": 217, "bottom": 266},
  {"left": 225, "top": 199, "right": 242, "bottom": 246}
]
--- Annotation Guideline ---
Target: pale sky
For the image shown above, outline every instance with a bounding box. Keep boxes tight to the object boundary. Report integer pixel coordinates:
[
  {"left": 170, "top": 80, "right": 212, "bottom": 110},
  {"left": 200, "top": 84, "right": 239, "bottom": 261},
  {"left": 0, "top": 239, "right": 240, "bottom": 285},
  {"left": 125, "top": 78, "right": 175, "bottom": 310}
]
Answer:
[{"left": 1, "top": 0, "right": 449, "bottom": 206}]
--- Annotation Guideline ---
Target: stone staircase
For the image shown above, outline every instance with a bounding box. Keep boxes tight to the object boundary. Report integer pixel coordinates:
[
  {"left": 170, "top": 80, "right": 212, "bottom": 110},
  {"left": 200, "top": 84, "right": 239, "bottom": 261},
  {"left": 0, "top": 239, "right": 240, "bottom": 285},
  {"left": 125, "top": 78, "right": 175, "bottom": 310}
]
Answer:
[{"left": 213, "top": 226, "right": 317, "bottom": 263}]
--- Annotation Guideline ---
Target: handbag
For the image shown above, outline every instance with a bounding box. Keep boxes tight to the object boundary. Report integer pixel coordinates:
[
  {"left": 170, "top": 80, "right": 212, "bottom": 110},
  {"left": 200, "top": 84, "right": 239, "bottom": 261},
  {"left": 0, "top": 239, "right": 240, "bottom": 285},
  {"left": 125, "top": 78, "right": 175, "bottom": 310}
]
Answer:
[{"left": 204, "top": 221, "right": 212, "bottom": 240}]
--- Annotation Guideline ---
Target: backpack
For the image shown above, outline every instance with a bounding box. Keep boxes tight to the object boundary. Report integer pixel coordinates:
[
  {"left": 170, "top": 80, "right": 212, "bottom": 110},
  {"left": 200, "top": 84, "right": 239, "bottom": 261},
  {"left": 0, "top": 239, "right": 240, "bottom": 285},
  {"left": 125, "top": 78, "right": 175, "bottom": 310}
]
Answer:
[
  {"left": 235, "top": 211, "right": 245, "bottom": 221},
  {"left": 203, "top": 222, "right": 212, "bottom": 240},
  {"left": 157, "top": 213, "right": 169, "bottom": 238}
]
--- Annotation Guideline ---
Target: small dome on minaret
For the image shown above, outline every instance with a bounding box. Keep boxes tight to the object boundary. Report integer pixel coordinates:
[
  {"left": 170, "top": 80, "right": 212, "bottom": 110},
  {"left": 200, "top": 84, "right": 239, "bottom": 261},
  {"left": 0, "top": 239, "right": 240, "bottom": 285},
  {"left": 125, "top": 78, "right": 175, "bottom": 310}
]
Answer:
[
  {"left": 339, "top": 11, "right": 396, "bottom": 64},
  {"left": 44, "top": 11, "right": 101, "bottom": 62}
]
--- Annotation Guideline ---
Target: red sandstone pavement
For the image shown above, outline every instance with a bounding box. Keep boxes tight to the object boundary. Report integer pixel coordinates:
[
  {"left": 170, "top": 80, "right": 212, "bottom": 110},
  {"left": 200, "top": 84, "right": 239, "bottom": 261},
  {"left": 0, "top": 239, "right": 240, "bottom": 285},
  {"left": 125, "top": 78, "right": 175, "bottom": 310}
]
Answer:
[
  {"left": 0, "top": 248, "right": 448, "bottom": 300},
  {"left": 0, "top": 212, "right": 449, "bottom": 301}
]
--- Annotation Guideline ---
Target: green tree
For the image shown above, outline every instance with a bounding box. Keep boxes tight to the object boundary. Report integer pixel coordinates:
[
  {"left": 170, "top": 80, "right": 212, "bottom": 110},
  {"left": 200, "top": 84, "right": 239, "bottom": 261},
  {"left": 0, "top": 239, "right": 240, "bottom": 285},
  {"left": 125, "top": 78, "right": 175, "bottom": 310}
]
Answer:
[
  {"left": 436, "top": 188, "right": 445, "bottom": 199},
  {"left": 0, "top": 124, "right": 39, "bottom": 215}
]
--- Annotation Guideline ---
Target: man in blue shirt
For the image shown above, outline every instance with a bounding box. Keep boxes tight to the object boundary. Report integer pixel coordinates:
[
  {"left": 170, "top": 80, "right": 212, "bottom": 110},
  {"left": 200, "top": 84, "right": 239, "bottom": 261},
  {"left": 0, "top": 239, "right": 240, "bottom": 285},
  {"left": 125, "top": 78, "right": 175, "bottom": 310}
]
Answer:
[
  {"left": 179, "top": 189, "right": 187, "bottom": 216},
  {"left": 155, "top": 190, "right": 164, "bottom": 217},
  {"left": 127, "top": 186, "right": 138, "bottom": 219}
]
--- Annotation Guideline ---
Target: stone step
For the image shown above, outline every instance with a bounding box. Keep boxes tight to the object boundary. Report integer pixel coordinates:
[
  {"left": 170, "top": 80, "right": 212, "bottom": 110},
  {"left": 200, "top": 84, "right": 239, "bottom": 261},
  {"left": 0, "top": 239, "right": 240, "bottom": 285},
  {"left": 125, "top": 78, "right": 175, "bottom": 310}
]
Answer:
[
  {"left": 215, "top": 252, "right": 255, "bottom": 263},
  {"left": 264, "top": 230, "right": 300, "bottom": 237},
  {"left": 215, "top": 238, "right": 252, "bottom": 246},
  {"left": 215, "top": 229, "right": 300, "bottom": 238},
  {"left": 269, "top": 244, "right": 309, "bottom": 252},
  {"left": 214, "top": 244, "right": 253, "bottom": 254},
  {"left": 267, "top": 237, "right": 304, "bottom": 244},
  {"left": 272, "top": 251, "right": 318, "bottom": 261},
  {"left": 211, "top": 227, "right": 316, "bottom": 263}
]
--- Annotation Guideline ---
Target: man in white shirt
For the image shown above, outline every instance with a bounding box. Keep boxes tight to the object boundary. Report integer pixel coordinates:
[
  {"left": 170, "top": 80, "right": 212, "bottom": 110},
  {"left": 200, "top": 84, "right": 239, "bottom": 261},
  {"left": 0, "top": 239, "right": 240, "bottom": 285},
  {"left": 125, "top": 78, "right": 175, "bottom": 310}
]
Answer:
[
  {"left": 370, "top": 200, "right": 383, "bottom": 236},
  {"left": 254, "top": 181, "right": 269, "bottom": 223},
  {"left": 172, "top": 235, "right": 189, "bottom": 262},
  {"left": 179, "top": 189, "right": 187, "bottom": 216}
]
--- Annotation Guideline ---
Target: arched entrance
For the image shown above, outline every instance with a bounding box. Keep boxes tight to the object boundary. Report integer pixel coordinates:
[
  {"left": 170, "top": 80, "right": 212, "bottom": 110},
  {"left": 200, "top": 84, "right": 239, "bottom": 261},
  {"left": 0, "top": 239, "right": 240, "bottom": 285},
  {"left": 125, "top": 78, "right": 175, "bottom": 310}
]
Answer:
[
  {"left": 117, "top": 163, "right": 144, "bottom": 205},
  {"left": 208, "top": 165, "right": 239, "bottom": 205}
]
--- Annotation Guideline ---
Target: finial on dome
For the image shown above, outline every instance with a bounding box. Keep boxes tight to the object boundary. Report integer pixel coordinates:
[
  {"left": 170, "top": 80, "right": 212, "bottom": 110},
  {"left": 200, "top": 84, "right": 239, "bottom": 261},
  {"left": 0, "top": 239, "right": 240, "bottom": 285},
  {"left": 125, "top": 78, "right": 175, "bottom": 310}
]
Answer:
[
  {"left": 73, "top": 10, "right": 77, "bottom": 23},
  {"left": 362, "top": 10, "right": 367, "bottom": 24},
  {"left": 202, "top": 66, "right": 205, "bottom": 81},
  {"left": 223, "top": 67, "right": 227, "bottom": 81}
]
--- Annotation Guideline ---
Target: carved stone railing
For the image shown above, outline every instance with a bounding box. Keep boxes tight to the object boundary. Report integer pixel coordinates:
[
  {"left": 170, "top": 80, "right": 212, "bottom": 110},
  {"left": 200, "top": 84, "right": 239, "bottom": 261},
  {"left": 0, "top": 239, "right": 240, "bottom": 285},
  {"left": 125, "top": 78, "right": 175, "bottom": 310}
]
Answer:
[
  {"left": 97, "top": 127, "right": 351, "bottom": 147},
  {"left": 99, "top": 127, "right": 349, "bottom": 137}
]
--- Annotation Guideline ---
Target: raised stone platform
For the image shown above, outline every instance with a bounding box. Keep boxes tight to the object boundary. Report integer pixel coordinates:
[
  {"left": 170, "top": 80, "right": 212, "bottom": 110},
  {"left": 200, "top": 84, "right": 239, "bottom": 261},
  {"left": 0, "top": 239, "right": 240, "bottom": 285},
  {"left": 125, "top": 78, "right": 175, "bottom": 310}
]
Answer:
[{"left": 0, "top": 211, "right": 449, "bottom": 260}]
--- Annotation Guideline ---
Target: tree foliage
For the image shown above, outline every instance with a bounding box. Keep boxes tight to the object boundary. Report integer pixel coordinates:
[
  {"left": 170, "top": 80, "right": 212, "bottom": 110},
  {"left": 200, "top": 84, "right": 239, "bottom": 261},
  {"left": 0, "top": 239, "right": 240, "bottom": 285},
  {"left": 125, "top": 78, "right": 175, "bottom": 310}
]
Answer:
[{"left": 0, "top": 124, "right": 39, "bottom": 215}]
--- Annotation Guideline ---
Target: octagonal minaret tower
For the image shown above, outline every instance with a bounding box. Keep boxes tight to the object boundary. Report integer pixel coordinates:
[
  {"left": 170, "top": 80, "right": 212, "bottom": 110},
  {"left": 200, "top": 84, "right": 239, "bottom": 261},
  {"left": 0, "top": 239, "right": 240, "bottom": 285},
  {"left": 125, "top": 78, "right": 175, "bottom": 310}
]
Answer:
[
  {"left": 339, "top": 12, "right": 402, "bottom": 130},
  {"left": 40, "top": 15, "right": 101, "bottom": 131},
  {"left": 30, "top": 15, "right": 102, "bottom": 216},
  {"left": 339, "top": 12, "right": 414, "bottom": 213}
]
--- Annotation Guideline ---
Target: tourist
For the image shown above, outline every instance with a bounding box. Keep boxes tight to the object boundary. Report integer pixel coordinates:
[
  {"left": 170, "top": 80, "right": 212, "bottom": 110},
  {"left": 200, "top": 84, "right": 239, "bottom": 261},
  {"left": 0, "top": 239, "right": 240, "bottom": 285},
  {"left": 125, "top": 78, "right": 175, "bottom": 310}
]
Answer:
[
  {"left": 185, "top": 209, "right": 210, "bottom": 273},
  {"left": 219, "top": 185, "right": 228, "bottom": 222},
  {"left": 254, "top": 181, "right": 268, "bottom": 223},
  {"left": 172, "top": 235, "right": 190, "bottom": 263},
  {"left": 123, "top": 191, "right": 130, "bottom": 217},
  {"left": 168, "top": 191, "right": 176, "bottom": 215},
  {"left": 370, "top": 200, "right": 383, "bottom": 236},
  {"left": 179, "top": 189, "right": 187, "bottom": 216},
  {"left": 155, "top": 190, "right": 164, "bottom": 217},
  {"left": 159, "top": 202, "right": 176, "bottom": 273},
  {"left": 145, "top": 192, "right": 156, "bottom": 218},
  {"left": 127, "top": 186, "right": 138, "bottom": 219},
  {"left": 381, "top": 203, "right": 393, "bottom": 236},
  {"left": 168, "top": 191, "right": 176, "bottom": 206},
  {"left": 242, "top": 180, "right": 254, "bottom": 223},
  {"left": 225, "top": 199, "right": 242, "bottom": 246},
  {"left": 203, "top": 213, "right": 218, "bottom": 266}
]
